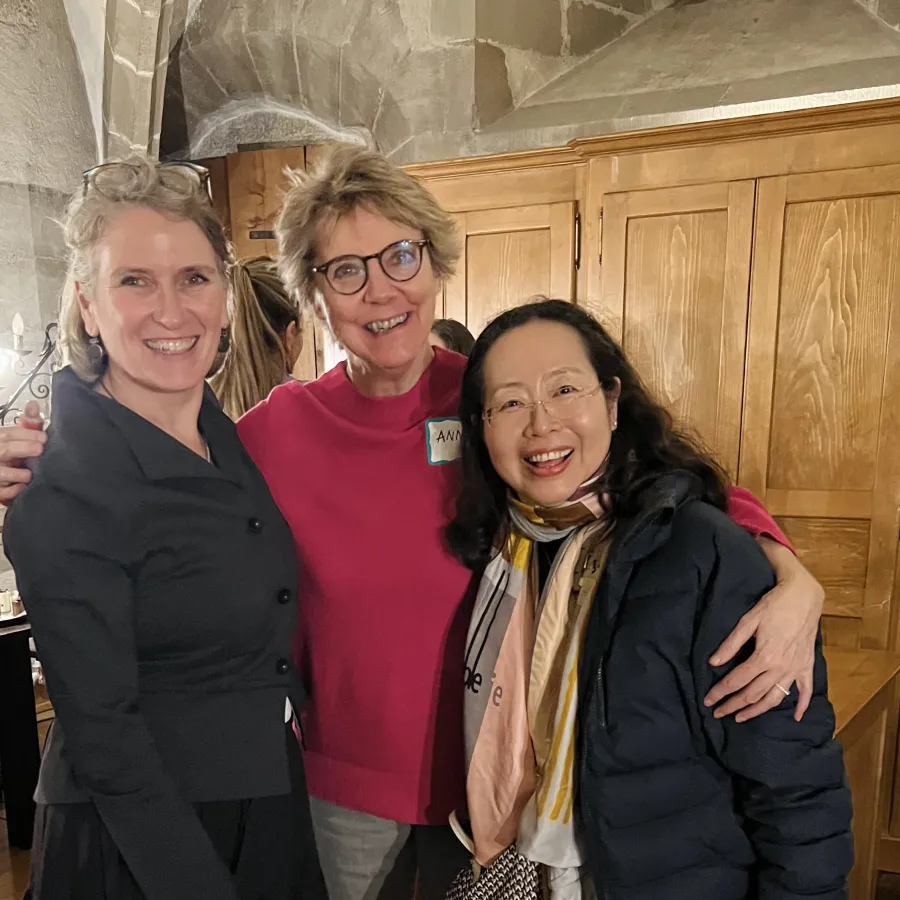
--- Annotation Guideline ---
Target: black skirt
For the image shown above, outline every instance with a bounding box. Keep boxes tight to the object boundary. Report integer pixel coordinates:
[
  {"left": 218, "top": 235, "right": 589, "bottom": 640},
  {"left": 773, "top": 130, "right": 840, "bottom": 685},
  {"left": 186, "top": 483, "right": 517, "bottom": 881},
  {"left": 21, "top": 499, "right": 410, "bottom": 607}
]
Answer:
[{"left": 25, "top": 723, "right": 327, "bottom": 900}]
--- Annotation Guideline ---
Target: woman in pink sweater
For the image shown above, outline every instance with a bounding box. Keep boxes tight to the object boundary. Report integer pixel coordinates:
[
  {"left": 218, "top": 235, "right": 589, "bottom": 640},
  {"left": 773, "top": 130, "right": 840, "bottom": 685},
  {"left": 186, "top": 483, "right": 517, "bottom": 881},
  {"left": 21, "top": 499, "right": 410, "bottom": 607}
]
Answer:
[
  {"left": 0, "top": 145, "right": 825, "bottom": 900},
  {"left": 237, "top": 146, "right": 822, "bottom": 900}
]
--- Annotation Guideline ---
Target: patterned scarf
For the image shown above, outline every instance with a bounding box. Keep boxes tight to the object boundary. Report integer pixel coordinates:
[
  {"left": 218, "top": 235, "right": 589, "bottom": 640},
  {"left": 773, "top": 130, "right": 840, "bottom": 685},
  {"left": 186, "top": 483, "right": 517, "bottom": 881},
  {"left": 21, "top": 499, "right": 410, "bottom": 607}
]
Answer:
[{"left": 459, "top": 484, "right": 610, "bottom": 900}]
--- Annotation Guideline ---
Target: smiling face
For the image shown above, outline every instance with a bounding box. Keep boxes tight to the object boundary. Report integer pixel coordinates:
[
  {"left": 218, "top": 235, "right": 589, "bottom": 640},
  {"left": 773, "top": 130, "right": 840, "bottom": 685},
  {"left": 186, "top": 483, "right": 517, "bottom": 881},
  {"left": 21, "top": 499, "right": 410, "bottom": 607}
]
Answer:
[
  {"left": 481, "top": 319, "right": 618, "bottom": 507},
  {"left": 79, "top": 205, "right": 228, "bottom": 399},
  {"left": 313, "top": 206, "right": 439, "bottom": 394}
]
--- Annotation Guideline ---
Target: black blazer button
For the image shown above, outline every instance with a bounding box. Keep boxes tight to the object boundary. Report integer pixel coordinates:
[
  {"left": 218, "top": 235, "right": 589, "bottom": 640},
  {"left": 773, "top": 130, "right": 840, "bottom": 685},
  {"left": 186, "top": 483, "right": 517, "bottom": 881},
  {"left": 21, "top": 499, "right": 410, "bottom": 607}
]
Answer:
[
  {"left": 276, "top": 658, "right": 290, "bottom": 675},
  {"left": 247, "top": 517, "right": 263, "bottom": 534},
  {"left": 277, "top": 588, "right": 292, "bottom": 605}
]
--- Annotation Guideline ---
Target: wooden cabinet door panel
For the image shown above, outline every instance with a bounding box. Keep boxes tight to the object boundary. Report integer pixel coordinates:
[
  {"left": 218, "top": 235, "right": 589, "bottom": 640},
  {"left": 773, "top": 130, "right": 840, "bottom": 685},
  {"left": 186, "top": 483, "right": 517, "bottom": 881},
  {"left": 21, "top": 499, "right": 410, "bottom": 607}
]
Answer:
[
  {"left": 226, "top": 147, "right": 322, "bottom": 382},
  {"left": 600, "top": 181, "right": 755, "bottom": 476},
  {"left": 444, "top": 202, "right": 576, "bottom": 337},
  {"left": 742, "top": 166, "right": 900, "bottom": 651}
]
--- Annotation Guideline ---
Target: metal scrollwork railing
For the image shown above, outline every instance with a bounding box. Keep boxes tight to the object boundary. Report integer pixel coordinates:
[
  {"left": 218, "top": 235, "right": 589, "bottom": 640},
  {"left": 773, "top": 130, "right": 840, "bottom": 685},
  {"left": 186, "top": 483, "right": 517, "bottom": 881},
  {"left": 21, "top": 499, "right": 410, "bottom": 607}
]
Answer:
[{"left": 0, "top": 322, "right": 59, "bottom": 426}]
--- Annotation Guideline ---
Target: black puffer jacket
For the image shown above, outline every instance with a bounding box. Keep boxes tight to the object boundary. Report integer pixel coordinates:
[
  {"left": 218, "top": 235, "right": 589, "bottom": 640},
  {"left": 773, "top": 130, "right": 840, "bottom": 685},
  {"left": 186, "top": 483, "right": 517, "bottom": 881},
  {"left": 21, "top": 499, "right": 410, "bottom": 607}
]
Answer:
[{"left": 577, "top": 474, "right": 853, "bottom": 900}]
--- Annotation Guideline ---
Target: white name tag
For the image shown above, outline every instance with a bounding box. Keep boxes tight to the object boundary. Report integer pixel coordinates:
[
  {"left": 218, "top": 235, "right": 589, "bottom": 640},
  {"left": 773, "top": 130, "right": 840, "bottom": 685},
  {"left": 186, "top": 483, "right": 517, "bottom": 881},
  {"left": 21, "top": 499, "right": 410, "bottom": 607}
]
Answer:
[{"left": 426, "top": 417, "right": 461, "bottom": 465}]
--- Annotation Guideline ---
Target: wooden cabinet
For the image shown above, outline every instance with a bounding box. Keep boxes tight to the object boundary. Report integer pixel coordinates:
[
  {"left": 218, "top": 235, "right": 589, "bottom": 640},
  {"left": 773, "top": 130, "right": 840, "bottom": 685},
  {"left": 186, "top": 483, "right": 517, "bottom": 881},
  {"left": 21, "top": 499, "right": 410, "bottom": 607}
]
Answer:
[
  {"left": 599, "top": 181, "right": 755, "bottom": 476},
  {"left": 828, "top": 648, "right": 900, "bottom": 900},
  {"left": 592, "top": 154, "right": 900, "bottom": 659},
  {"left": 225, "top": 147, "right": 304, "bottom": 258},
  {"left": 443, "top": 202, "right": 576, "bottom": 335},
  {"left": 199, "top": 146, "right": 325, "bottom": 382},
  {"left": 576, "top": 114, "right": 900, "bottom": 885},
  {"left": 409, "top": 156, "right": 584, "bottom": 338},
  {"left": 740, "top": 167, "right": 900, "bottom": 654}
]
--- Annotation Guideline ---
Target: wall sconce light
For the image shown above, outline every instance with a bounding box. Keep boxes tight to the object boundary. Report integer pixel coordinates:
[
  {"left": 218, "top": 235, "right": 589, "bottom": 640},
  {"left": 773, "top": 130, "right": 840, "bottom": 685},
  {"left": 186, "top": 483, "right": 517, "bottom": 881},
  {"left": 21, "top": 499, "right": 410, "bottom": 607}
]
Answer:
[
  {"left": 0, "top": 320, "right": 58, "bottom": 426},
  {"left": 12, "top": 313, "right": 25, "bottom": 355}
]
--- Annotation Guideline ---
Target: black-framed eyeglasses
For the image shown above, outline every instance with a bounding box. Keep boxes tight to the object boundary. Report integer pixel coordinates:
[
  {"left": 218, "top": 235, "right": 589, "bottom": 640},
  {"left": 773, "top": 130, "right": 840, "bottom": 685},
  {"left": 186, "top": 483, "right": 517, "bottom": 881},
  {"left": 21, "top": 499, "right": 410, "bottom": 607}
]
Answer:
[
  {"left": 82, "top": 161, "right": 212, "bottom": 200},
  {"left": 311, "top": 239, "right": 429, "bottom": 295}
]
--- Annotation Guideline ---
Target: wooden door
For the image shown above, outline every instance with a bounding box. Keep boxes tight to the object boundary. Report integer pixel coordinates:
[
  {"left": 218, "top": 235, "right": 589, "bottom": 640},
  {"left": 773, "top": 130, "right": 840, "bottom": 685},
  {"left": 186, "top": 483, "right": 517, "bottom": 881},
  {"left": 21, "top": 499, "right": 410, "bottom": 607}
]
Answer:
[
  {"left": 599, "top": 181, "right": 756, "bottom": 476},
  {"left": 225, "top": 147, "right": 321, "bottom": 382},
  {"left": 741, "top": 167, "right": 900, "bottom": 653},
  {"left": 444, "top": 202, "right": 576, "bottom": 337}
]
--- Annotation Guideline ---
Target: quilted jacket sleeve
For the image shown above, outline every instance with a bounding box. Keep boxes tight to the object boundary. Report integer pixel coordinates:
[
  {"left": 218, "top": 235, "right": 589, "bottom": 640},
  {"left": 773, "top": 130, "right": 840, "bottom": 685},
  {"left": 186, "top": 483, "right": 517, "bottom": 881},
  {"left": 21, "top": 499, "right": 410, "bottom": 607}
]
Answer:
[{"left": 694, "top": 521, "right": 853, "bottom": 900}]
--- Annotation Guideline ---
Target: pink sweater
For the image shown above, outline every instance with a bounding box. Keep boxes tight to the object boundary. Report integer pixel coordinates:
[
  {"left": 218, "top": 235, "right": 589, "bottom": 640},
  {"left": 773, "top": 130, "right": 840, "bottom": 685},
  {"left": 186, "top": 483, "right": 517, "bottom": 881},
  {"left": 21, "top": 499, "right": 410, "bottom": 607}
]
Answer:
[{"left": 237, "top": 348, "right": 789, "bottom": 825}]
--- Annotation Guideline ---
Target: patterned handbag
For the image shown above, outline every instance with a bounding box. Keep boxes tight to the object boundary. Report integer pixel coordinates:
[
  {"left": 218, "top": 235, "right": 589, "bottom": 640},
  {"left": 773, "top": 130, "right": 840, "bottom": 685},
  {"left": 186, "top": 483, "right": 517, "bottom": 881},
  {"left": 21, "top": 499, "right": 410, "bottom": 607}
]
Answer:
[{"left": 446, "top": 845, "right": 542, "bottom": 900}]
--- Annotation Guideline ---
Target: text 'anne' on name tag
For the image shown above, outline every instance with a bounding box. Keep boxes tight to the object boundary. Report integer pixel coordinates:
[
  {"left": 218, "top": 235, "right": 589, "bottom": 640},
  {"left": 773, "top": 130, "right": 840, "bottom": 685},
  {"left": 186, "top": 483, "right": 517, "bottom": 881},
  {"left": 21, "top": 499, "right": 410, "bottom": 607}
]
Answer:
[{"left": 426, "top": 417, "right": 461, "bottom": 465}]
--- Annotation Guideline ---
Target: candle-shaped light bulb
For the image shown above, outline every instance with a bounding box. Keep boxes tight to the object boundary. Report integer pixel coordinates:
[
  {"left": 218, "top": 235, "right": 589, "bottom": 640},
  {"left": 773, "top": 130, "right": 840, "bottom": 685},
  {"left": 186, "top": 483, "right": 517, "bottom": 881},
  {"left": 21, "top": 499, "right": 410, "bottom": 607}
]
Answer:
[{"left": 11, "top": 313, "right": 24, "bottom": 353}]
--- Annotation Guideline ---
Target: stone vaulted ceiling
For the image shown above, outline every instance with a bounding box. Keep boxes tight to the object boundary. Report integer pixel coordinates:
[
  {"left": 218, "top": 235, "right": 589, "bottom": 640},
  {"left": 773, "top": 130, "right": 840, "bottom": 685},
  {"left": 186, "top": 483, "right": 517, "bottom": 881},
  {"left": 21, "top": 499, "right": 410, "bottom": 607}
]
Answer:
[
  {"left": 160, "top": 0, "right": 673, "bottom": 161},
  {"left": 98, "top": 0, "right": 900, "bottom": 165}
]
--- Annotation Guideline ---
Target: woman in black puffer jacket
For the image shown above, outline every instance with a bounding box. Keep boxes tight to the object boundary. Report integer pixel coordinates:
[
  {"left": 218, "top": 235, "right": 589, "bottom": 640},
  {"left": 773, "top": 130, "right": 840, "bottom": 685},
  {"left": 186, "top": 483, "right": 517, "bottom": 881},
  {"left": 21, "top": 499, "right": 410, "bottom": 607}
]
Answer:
[{"left": 447, "top": 299, "right": 852, "bottom": 900}]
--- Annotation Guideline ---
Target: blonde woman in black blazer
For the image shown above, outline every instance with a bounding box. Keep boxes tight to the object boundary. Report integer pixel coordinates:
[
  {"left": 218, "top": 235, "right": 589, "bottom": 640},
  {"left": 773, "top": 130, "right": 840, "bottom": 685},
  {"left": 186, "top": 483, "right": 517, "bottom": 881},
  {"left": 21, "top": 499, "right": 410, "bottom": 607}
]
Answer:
[{"left": 4, "top": 159, "right": 325, "bottom": 900}]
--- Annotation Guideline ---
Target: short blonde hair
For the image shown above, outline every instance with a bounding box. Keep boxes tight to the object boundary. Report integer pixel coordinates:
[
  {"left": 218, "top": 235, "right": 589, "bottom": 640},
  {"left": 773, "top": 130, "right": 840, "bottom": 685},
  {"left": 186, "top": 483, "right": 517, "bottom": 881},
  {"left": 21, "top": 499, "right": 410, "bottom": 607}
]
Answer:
[
  {"left": 59, "top": 157, "right": 232, "bottom": 381},
  {"left": 276, "top": 144, "right": 460, "bottom": 310}
]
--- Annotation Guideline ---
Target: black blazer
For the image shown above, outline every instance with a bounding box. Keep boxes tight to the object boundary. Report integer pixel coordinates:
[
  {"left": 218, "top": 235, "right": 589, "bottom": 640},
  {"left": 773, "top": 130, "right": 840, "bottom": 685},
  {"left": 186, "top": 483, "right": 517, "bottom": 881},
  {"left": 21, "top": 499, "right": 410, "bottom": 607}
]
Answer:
[
  {"left": 4, "top": 367, "right": 304, "bottom": 899},
  {"left": 577, "top": 474, "right": 853, "bottom": 900}
]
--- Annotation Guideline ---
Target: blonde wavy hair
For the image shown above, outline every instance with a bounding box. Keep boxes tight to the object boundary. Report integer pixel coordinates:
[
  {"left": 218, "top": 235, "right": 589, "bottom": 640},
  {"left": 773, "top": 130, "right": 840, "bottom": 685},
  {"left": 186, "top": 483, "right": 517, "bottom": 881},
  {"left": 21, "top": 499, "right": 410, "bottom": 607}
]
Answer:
[
  {"left": 58, "top": 157, "right": 231, "bottom": 381},
  {"left": 276, "top": 144, "right": 460, "bottom": 310},
  {"left": 208, "top": 256, "right": 300, "bottom": 420}
]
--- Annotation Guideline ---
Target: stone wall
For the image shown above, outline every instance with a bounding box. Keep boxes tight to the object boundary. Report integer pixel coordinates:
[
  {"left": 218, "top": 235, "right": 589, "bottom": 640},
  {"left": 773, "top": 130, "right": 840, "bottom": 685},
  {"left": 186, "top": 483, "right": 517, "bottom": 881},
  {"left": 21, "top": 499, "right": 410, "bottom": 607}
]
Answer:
[
  {"left": 159, "top": 0, "right": 900, "bottom": 165},
  {"left": 482, "top": 0, "right": 900, "bottom": 154},
  {"left": 161, "top": 0, "right": 669, "bottom": 160},
  {"left": 62, "top": 0, "right": 105, "bottom": 155},
  {"left": 0, "top": 0, "right": 94, "bottom": 337},
  {"left": 0, "top": 0, "right": 95, "bottom": 577},
  {"left": 864, "top": 0, "right": 900, "bottom": 28}
]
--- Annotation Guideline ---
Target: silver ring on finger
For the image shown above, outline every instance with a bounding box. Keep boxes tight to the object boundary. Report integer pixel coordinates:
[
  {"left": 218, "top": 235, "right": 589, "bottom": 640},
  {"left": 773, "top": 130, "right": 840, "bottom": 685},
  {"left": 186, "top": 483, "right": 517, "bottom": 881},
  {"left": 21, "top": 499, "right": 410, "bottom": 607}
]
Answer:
[{"left": 775, "top": 682, "right": 791, "bottom": 696}]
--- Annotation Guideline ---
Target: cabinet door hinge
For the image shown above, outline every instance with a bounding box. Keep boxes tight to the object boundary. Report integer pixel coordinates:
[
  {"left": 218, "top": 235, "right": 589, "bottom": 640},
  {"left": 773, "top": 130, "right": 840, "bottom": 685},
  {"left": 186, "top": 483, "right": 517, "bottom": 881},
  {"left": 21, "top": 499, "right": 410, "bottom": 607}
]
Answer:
[
  {"left": 574, "top": 212, "right": 582, "bottom": 271},
  {"left": 598, "top": 209, "right": 603, "bottom": 265}
]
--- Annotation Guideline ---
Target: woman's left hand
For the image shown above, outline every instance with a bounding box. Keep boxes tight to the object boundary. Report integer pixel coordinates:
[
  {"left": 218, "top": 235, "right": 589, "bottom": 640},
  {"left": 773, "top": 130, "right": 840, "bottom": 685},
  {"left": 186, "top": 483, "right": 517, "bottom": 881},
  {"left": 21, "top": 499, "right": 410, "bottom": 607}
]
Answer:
[{"left": 703, "top": 537, "right": 824, "bottom": 723}]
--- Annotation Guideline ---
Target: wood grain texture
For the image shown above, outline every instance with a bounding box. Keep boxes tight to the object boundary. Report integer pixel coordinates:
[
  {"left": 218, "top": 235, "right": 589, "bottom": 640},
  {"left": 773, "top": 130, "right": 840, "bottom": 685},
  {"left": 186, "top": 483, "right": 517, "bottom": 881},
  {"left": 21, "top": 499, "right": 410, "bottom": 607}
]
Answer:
[
  {"left": 224, "top": 147, "right": 320, "bottom": 379},
  {"left": 226, "top": 147, "right": 304, "bottom": 259},
  {"left": 739, "top": 176, "right": 787, "bottom": 499},
  {"left": 465, "top": 230, "right": 550, "bottom": 336},
  {"left": 445, "top": 202, "right": 575, "bottom": 335},
  {"left": 824, "top": 648, "right": 900, "bottom": 899},
  {"left": 765, "top": 489, "right": 872, "bottom": 519},
  {"left": 744, "top": 170, "right": 900, "bottom": 659},
  {"left": 846, "top": 704, "right": 890, "bottom": 900},
  {"left": 622, "top": 209, "right": 730, "bottom": 453},
  {"left": 414, "top": 165, "right": 579, "bottom": 214},
  {"left": 769, "top": 196, "right": 898, "bottom": 492},
  {"left": 826, "top": 647, "right": 900, "bottom": 735},
  {"left": 777, "top": 517, "right": 870, "bottom": 619},
  {"left": 603, "top": 181, "right": 754, "bottom": 475},
  {"left": 823, "top": 615, "right": 863, "bottom": 649}
]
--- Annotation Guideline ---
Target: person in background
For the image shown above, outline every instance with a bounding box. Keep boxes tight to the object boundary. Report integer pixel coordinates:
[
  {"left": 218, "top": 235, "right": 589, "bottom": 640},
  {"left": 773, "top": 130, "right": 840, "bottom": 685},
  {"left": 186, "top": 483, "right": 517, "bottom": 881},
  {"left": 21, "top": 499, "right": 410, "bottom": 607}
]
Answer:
[
  {"left": 3, "top": 159, "right": 325, "bottom": 900},
  {"left": 0, "top": 145, "right": 825, "bottom": 900},
  {"left": 208, "top": 255, "right": 304, "bottom": 419},
  {"left": 430, "top": 318, "right": 475, "bottom": 356},
  {"left": 448, "top": 299, "right": 852, "bottom": 900}
]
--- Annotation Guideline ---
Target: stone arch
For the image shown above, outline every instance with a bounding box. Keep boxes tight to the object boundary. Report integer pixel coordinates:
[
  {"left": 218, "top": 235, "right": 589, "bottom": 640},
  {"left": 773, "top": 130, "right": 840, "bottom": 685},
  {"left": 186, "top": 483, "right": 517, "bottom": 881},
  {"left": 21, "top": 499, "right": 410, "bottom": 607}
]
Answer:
[
  {"left": 158, "top": 0, "right": 664, "bottom": 164},
  {"left": 185, "top": 99, "right": 374, "bottom": 160},
  {"left": 103, "top": 0, "right": 189, "bottom": 159},
  {"left": 162, "top": 0, "right": 436, "bottom": 160}
]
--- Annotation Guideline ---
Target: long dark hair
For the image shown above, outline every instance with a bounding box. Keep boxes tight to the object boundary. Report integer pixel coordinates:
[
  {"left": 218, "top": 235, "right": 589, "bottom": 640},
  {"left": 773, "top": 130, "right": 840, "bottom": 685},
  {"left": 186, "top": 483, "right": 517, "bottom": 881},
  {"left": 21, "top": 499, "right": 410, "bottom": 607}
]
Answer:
[{"left": 447, "top": 299, "right": 729, "bottom": 570}]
